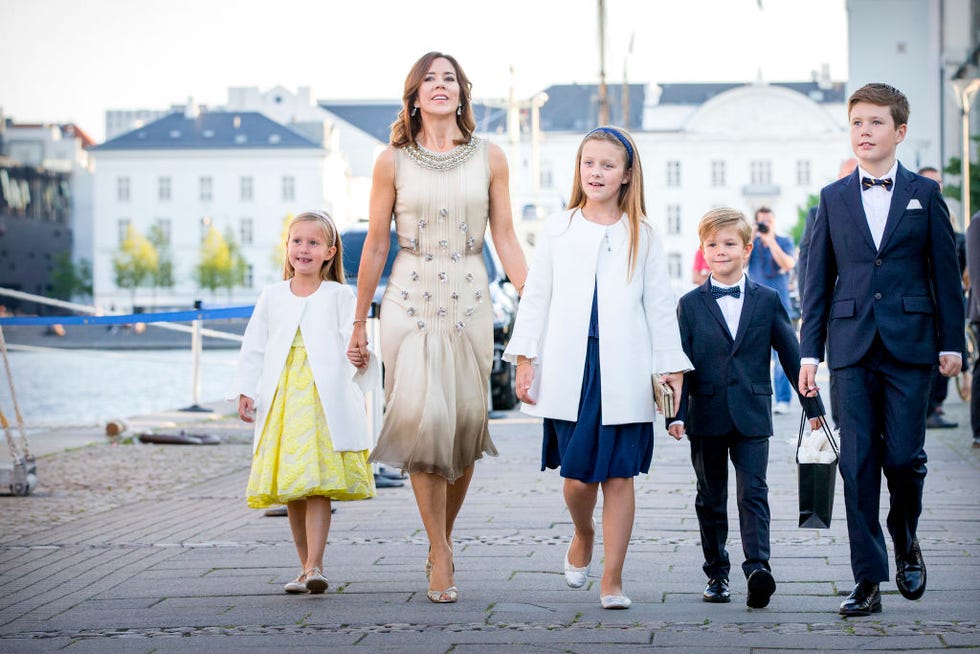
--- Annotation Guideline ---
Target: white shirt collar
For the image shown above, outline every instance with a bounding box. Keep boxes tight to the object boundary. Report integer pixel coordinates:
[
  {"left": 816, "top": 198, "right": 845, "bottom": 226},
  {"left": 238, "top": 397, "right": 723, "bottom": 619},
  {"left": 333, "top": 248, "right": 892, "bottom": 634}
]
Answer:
[
  {"left": 710, "top": 274, "right": 745, "bottom": 291},
  {"left": 857, "top": 161, "right": 898, "bottom": 183}
]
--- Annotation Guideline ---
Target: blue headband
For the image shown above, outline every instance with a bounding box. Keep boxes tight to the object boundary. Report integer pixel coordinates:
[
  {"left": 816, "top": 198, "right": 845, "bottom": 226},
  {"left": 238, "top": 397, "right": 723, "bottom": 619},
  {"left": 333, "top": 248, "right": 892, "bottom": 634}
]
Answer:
[{"left": 586, "top": 127, "right": 634, "bottom": 168}]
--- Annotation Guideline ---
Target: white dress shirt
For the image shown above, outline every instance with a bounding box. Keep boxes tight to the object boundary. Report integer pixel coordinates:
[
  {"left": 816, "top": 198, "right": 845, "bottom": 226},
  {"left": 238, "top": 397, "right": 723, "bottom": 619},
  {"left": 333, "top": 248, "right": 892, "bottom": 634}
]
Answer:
[
  {"left": 858, "top": 161, "right": 898, "bottom": 250},
  {"left": 711, "top": 274, "right": 746, "bottom": 339}
]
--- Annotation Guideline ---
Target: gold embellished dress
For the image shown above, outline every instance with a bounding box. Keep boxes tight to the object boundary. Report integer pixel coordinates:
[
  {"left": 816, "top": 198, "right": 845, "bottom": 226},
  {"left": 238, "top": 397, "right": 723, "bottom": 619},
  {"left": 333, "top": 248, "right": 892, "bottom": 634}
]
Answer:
[
  {"left": 247, "top": 330, "right": 375, "bottom": 508},
  {"left": 369, "top": 138, "right": 497, "bottom": 482}
]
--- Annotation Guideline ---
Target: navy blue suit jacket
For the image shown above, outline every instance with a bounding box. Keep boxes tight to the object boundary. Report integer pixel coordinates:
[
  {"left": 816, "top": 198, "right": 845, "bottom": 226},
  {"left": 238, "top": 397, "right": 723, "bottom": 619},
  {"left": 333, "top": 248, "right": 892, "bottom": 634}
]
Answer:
[
  {"left": 673, "top": 278, "right": 821, "bottom": 437},
  {"left": 800, "top": 164, "right": 965, "bottom": 368}
]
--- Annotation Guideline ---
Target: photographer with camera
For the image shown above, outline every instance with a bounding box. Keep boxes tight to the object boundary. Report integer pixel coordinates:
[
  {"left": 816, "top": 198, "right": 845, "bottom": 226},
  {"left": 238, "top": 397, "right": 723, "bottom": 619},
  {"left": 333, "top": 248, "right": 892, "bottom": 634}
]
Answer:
[{"left": 747, "top": 207, "right": 797, "bottom": 414}]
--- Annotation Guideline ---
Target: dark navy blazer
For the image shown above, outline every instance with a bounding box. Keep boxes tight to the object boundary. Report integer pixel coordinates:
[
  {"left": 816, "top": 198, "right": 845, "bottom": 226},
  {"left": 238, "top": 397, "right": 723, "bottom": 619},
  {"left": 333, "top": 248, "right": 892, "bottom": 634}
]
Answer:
[
  {"left": 673, "top": 278, "right": 820, "bottom": 437},
  {"left": 800, "top": 164, "right": 965, "bottom": 369}
]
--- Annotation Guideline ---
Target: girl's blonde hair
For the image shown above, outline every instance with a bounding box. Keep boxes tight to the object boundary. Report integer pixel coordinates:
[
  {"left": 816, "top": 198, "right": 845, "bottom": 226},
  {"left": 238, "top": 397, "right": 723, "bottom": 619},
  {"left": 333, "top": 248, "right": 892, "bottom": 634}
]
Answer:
[
  {"left": 282, "top": 210, "right": 345, "bottom": 283},
  {"left": 697, "top": 208, "right": 753, "bottom": 246},
  {"left": 389, "top": 51, "right": 475, "bottom": 148},
  {"left": 567, "top": 126, "right": 646, "bottom": 279}
]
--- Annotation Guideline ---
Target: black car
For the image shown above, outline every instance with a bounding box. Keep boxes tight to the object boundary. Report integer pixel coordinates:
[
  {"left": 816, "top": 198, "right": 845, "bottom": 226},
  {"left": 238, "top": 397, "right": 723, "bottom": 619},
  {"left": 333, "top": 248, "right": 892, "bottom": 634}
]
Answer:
[{"left": 340, "top": 223, "right": 519, "bottom": 410}]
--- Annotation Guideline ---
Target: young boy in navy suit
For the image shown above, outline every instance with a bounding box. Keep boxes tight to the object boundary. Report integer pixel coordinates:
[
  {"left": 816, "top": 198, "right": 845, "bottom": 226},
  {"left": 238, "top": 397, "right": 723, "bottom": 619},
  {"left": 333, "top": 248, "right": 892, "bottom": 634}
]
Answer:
[
  {"left": 799, "top": 83, "right": 964, "bottom": 616},
  {"left": 670, "top": 208, "right": 824, "bottom": 609}
]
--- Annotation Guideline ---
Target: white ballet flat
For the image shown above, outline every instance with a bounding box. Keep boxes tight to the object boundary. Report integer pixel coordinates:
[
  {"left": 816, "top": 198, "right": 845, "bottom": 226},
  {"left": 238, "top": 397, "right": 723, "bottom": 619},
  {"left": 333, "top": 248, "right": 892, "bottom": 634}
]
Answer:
[
  {"left": 563, "top": 523, "right": 594, "bottom": 588},
  {"left": 600, "top": 594, "right": 632, "bottom": 609}
]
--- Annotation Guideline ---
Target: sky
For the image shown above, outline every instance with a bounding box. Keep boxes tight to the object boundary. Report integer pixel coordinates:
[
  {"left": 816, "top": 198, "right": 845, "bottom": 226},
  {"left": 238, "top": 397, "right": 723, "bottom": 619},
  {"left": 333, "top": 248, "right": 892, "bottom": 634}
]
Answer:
[{"left": 0, "top": 0, "right": 848, "bottom": 142}]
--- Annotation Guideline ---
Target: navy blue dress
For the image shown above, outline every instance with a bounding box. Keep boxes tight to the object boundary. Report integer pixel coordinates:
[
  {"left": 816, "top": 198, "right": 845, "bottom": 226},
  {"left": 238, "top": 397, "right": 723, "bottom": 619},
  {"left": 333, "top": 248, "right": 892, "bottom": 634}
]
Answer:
[{"left": 542, "top": 285, "right": 654, "bottom": 483}]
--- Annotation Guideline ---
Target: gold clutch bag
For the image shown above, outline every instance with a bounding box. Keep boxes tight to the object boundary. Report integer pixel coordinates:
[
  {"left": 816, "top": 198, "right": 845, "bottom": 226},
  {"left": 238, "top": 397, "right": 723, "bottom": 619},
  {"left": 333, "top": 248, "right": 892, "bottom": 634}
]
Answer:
[{"left": 653, "top": 378, "right": 675, "bottom": 419}]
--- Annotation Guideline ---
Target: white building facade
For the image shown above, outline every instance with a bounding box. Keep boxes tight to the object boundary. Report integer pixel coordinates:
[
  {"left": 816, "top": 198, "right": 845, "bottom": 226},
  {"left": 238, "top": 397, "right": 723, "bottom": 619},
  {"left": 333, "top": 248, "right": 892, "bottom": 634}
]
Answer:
[
  {"left": 486, "top": 83, "right": 849, "bottom": 294},
  {"left": 90, "top": 109, "right": 349, "bottom": 310}
]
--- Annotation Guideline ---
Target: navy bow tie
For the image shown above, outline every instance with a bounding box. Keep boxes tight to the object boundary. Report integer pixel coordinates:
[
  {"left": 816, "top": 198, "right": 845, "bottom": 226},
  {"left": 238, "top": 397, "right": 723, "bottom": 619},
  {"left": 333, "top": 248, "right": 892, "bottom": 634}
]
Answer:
[
  {"left": 862, "top": 176, "right": 893, "bottom": 191},
  {"left": 711, "top": 285, "right": 741, "bottom": 300}
]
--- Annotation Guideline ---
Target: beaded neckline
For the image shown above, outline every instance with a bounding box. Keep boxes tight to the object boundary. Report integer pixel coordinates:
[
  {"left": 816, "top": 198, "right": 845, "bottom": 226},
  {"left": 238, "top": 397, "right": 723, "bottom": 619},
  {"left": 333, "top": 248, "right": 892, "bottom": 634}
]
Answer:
[{"left": 404, "top": 137, "right": 481, "bottom": 171}]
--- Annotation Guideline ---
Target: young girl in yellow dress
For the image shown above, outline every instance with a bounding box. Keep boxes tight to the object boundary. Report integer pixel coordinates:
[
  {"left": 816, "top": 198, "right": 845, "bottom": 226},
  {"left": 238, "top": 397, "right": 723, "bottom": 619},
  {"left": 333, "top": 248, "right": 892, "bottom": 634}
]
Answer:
[{"left": 234, "top": 210, "right": 378, "bottom": 594}]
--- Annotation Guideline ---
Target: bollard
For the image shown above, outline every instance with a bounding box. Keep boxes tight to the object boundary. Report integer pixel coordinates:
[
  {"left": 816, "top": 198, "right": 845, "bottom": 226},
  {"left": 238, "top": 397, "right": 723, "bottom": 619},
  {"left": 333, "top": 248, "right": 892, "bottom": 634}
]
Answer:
[{"left": 181, "top": 299, "right": 213, "bottom": 413}]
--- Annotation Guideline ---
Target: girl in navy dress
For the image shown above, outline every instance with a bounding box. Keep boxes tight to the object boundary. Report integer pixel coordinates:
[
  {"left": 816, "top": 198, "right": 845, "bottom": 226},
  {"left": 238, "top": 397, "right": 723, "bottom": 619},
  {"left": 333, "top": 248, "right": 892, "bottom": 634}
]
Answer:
[{"left": 504, "top": 127, "right": 691, "bottom": 609}]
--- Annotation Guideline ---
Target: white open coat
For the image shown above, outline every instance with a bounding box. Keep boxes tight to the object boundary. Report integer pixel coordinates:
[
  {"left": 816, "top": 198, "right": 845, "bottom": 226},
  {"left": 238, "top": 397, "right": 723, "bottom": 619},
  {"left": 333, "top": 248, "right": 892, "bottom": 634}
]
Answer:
[
  {"left": 232, "top": 280, "right": 379, "bottom": 453},
  {"left": 503, "top": 210, "right": 692, "bottom": 424}
]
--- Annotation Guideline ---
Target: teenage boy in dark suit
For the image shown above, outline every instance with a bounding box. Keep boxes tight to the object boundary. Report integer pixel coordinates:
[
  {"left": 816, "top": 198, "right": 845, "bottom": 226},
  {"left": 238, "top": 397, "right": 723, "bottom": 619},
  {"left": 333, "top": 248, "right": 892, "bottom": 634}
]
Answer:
[
  {"left": 670, "top": 208, "right": 823, "bottom": 609},
  {"left": 799, "top": 83, "right": 964, "bottom": 616}
]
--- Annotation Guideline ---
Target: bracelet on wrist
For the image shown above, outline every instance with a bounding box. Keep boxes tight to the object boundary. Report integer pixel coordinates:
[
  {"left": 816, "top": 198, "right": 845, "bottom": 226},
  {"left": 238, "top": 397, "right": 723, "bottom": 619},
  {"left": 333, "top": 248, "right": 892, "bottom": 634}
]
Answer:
[{"left": 353, "top": 319, "right": 367, "bottom": 325}]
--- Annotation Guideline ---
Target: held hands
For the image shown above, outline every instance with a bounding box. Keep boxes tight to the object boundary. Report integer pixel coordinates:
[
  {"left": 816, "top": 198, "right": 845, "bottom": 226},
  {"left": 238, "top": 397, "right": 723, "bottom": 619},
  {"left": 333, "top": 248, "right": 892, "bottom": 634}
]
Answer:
[
  {"left": 939, "top": 353, "right": 962, "bottom": 378},
  {"left": 238, "top": 395, "right": 256, "bottom": 423},
  {"left": 346, "top": 322, "right": 369, "bottom": 369},
  {"left": 516, "top": 358, "right": 535, "bottom": 405}
]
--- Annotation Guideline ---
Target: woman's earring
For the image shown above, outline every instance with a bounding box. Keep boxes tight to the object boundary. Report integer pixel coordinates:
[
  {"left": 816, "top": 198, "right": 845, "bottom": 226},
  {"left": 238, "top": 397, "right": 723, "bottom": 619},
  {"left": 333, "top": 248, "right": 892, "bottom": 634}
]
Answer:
[
  {"left": 411, "top": 106, "right": 418, "bottom": 117},
  {"left": 457, "top": 104, "right": 462, "bottom": 116}
]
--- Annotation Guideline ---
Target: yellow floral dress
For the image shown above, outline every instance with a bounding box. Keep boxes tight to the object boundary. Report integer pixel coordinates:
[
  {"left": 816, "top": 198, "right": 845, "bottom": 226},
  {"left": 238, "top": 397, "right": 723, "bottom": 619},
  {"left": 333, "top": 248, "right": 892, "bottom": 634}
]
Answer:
[{"left": 246, "top": 330, "right": 375, "bottom": 508}]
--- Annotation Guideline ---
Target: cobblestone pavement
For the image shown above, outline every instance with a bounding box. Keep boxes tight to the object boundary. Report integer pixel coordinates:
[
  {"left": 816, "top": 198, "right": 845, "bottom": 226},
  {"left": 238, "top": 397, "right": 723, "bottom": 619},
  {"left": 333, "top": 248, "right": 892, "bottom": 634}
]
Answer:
[{"left": 0, "top": 396, "right": 978, "bottom": 652}]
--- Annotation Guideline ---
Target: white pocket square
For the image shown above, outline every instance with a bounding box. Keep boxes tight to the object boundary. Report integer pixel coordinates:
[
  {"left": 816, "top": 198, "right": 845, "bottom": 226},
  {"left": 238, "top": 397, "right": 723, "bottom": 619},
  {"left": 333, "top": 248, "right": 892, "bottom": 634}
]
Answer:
[{"left": 906, "top": 199, "right": 923, "bottom": 210}]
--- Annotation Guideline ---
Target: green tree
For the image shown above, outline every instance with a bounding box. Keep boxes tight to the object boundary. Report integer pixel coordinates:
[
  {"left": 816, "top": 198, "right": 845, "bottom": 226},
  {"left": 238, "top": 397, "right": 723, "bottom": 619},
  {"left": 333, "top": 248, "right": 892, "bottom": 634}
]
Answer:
[
  {"left": 147, "top": 223, "right": 176, "bottom": 301},
  {"left": 222, "top": 226, "right": 248, "bottom": 297},
  {"left": 112, "top": 225, "right": 158, "bottom": 307},
  {"left": 194, "top": 225, "right": 248, "bottom": 297},
  {"left": 943, "top": 134, "right": 980, "bottom": 221},
  {"left": 50, "top": 252, "right": 93, "bottom": 300},
  {"left": 270, "top": 213, "right": 292, "bottom": 275},
  {"left": 792, "top": 193, "right": 820, "bottom": 245}
]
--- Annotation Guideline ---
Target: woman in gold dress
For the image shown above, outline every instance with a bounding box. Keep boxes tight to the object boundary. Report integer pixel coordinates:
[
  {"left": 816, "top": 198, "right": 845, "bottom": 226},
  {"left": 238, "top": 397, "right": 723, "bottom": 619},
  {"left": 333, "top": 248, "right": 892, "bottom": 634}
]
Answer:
[{"left": 347, "top": 52, "right": 527, "bottom": 603}]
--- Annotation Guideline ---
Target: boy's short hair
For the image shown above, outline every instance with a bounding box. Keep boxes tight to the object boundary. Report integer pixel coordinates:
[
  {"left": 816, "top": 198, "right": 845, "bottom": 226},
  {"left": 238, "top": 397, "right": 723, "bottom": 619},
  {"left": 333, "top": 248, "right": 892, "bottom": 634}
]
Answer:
[
  {"left": 698, "top": 208, "right": 753, "bottom": 246},
  {"left": 848, "top": 83, "right": 910, "bottom": 127}
]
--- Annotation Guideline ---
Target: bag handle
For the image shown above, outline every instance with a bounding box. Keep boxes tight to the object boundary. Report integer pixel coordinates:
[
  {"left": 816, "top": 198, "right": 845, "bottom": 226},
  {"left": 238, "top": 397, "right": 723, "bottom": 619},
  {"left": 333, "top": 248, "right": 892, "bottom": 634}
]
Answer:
[{"left": 796, "top": 393, "right": 839, "bottom": 464}]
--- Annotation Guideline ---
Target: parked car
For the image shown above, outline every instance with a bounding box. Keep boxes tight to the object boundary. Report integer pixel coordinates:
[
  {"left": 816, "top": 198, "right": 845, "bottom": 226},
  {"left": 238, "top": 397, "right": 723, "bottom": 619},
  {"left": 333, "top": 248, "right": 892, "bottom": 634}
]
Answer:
[{"left": 340, "top": 223, "right": 519, "bottom": 410}]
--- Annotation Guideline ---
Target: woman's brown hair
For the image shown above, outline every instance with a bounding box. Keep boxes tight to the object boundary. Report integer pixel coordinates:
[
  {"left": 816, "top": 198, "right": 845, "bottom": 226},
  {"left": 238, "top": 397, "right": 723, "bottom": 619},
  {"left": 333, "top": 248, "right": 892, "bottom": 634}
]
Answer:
[{"left": 389, "top": 51, "right": 476, "bottom": 148}]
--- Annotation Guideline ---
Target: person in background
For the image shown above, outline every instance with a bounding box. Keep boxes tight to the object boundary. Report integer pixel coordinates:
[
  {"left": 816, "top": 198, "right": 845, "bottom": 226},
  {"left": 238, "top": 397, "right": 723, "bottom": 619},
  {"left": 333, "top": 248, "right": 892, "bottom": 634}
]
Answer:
[
  {"left": 692, "top": 247, "right": 711, "bottom": 285},
  {"left": 966, "top": 209, "right": 980, "bottom": 448},
  {"left": 505, "top": 126, "right": 691, "bottom": 610},
  {"left": 747, "top": 207, "right": 796, "bottom": 414},
  {"left": 918, "top": 166, "right": 967, "bottom": 429},
  {"left": 798, "top": 158, "right": 858, "bottom": 430},
  {"left": 346, "top": 52, "right": 527, "bottom": 604},
  {"left": 234, "top": 210, "right": 377, "bottom": 595}
]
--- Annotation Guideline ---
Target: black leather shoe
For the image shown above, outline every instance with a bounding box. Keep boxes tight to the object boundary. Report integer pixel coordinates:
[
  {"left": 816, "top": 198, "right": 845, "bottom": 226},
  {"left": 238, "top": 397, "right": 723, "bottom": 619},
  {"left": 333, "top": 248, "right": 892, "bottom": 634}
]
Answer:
[
  {"left": 703, "top": 578, "right": 731, "bottom": 603},
  {"left": 746, "top": 569, "right": 776, "bottom": 608},
  {"left": 925, "top": 414, "right": 958, "bottom": 429},
  {"left": 896, "top": 540, "right": 926, "bottom": 600},
  {"left": 839, "top": 581, "right": 881, "bottom": 616}
]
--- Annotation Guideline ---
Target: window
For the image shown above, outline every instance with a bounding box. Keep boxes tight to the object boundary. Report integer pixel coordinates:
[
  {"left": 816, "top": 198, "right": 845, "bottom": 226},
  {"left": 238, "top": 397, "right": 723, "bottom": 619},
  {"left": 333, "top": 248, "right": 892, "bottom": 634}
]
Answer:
[
  {"left": 155, "top": 218, "right": 171, "bottom": 245},
  {"left": 240, "top": 217, "right": 253, "bottom": 245},
  {"left": 667, "top": 252, "right": 683, "bottom": 281},
  {"left": 199, "top": 176, "right": 212, "bottom": 202},
  {"left": 711, "top": 160, "right": 726, "bottom": 187},
  {"left": 282, "top": 175, "right": 295, "bottom": 201},
  {"left": 750, "top": 160, "right": 772, "bottom": 185},
  {"left": 117, "top": 176, "right": 130, "bottom": 202},
  {"left": 200, "top": 216, "right": 212, "bottom": 241},
  {"left": 797, "top": 160, "right": 811, "bottom": 186},
  {"left": 240, "top": 176, "right": 253, "bottom": 202},
  {"left": 244, "top": 263, "right": 254, "bottom": 289},
  {"left": 666, "top": 161, "right": 681, "bottom": 187},
  {"left": 666, "top": 204, "right": 682, "bottom": 235},
  {"left": 117, "top": 218, "right": 131, "bottom": 244},
  {"left": 158, "top": 176, "right": 171, "bottom": 202}
]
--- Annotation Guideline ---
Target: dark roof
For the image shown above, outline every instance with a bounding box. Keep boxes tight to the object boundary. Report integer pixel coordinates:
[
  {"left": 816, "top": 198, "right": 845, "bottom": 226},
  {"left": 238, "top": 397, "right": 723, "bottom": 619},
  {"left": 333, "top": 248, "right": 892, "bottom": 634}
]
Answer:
[
  {"left": 657, "top": 81, "right": 847, "bottom": 105},
  {"left": 538, "top": 84, "right": 646, "bottom": 132},
  {"left": 91, "top": 111, "right": 322, "bottom": 150},
  {"left": 318, "top": 102, "right": 509, "bottom": 143}
]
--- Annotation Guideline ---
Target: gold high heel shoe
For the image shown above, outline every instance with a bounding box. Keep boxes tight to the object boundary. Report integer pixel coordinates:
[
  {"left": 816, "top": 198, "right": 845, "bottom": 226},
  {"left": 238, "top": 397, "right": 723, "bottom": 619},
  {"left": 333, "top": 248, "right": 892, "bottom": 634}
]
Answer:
[{"left": 426, "top": 586, "right": 458, "bottom": 603}]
